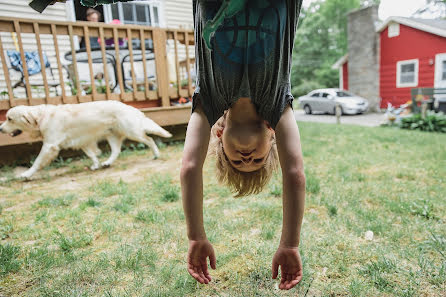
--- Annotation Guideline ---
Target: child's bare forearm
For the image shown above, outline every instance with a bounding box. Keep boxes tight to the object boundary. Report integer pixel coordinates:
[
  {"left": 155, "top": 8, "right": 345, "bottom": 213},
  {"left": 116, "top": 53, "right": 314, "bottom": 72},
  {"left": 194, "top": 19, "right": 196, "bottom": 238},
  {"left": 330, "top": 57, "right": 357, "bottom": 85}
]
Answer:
[
  {"left": 275, "top": 106, "right": 306, "bottom": 248},
  {"left": 280, "top": 171, "right": 305, "bottom": 247},
  {"left": 181, "top": 168, "right": 207, "bottom": 240},
  {"left": 180, "top": 106, "right": 211, "bottom": 240}
]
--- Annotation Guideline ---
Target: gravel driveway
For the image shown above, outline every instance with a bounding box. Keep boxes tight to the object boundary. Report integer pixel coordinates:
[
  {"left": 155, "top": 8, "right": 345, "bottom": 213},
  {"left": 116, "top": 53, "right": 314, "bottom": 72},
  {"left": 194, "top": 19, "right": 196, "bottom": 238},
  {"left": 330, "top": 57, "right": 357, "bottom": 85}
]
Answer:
[{"left": 294, "top": 110, "right": 384, "bottom": 127}]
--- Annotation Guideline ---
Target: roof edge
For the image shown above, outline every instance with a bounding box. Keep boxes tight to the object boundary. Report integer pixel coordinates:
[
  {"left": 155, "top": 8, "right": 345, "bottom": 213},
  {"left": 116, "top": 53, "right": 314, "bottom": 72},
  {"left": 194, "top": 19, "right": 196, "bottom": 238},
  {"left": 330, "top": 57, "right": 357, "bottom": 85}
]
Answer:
[
  {"left": 332, "top": 54, "right": 348, "bottom": 69},
  {"left": 376, "top": 16, "right": 446, "bottom": 38}
]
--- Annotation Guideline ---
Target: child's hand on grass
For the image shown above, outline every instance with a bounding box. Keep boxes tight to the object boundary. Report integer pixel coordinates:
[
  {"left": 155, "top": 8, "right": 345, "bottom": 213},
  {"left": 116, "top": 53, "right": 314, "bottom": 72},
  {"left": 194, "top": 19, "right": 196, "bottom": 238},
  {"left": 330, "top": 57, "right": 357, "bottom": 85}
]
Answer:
[
  {"left": 272, "top": 246, "right": 303, "bottom": 290},
  {"left": 187, "top": 239, "right": 216, "bottom": 284}
]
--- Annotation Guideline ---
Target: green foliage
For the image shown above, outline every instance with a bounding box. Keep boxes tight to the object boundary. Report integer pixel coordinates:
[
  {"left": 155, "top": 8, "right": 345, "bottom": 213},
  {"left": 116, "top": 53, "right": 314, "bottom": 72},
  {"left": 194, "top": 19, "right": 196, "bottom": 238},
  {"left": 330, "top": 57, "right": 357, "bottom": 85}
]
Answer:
[
  {"left": 291, "top": 80, "right": 324, "bottom": 98},
  {"left": 291, "top": 0, "right": 380, "bottom": 92},
  {"left": 400, "top": 112, "right": 446, "bottom": 133},
  {"left": 0, "top": 244, "right": 21, "bottom": 275}
]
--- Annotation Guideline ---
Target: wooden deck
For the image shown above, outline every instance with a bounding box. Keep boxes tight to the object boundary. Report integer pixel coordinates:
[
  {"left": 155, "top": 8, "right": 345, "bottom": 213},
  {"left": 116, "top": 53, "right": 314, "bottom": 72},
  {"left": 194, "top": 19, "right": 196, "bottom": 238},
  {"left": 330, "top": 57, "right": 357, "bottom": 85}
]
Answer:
[{"left": 0, "top": 17, "right": 194, "bottom": 162}]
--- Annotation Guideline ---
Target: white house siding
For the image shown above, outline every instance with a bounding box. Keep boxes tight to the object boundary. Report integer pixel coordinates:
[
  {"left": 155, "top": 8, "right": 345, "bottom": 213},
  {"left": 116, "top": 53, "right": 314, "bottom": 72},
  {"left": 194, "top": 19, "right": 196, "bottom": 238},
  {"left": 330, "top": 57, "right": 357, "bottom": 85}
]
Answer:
[
  {"left": 0, "top": 0, "right": 72, "bottom": 99},
  {"left": 164, "top": 0, "right": 195, "bottom": 86},
  {"left": 164, "top": 0, "right": 193, "bottom": 29}
]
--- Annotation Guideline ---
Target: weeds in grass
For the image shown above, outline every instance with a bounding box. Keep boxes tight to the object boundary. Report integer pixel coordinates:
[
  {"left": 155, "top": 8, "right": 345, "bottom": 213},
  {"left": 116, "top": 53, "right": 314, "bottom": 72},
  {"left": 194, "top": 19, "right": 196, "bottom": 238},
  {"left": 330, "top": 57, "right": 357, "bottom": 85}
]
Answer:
[
  {"left": 0, "top": 217, "right": 14, "bottom": 240},
  {"left": 327, "top": 204, "right": 338, "bottom": 217},
  {"left": 48, "top": 156, "right": 74, "bottom": 169},
  {"left": 24, "top": 246, "right": 59, "bottom": 271},
  {"left": 54, "top": 232, "right": 93, "bottom": 253},
  {"left": 112, "top": 244, "right": 156, "bottom": 272},
  {"left": 36, "top": 193, "right": 76, "bottom": 208},
  {"left": 151, "top": 174, "right": 180, "bottom": 202},
  {"left": 84, "top": 196, "right": 101, "bottom": 208},
  {"left": 424, "top": 232, "right": 446, "bottom": 259},
  {"left": 360, "top": 256, "right": 398, "bottom": 292},
  {"left": 305, "top": 169, "right": 320, "bottom": 194},
  {"left": 410, "top": 200, "right": 437, "bottom": 220},
  {"left": 113, "top": 193, "right": 136, "bottom": 213},
  {"left": 135, "top": 209, "right": 162, "bottom": 223},
  {"left": 93, "top": 179, "right": 128, "bottom": 197},
  {"left": 0, "top": 243, "right": 21, "bottom": 275},
  {"left": 268, "top": 182, "right": 281, "bottom": 197}
]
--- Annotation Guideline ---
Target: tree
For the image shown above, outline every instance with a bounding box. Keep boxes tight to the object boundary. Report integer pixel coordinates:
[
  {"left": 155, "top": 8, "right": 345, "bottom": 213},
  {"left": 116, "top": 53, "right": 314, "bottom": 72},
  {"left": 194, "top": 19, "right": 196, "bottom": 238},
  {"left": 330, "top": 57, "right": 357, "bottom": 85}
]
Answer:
[{"left": 291, "top": 0, "right": 380, "bottom": 96}]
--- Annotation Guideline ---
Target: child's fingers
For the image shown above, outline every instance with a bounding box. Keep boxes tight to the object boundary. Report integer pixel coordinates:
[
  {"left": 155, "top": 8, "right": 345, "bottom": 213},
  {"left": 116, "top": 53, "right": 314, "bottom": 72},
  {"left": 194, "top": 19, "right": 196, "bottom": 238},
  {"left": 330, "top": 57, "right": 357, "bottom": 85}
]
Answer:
[
  {"left": 201, "top": 262, "right": 212, "bottom": 282},
  {"left": 196, "top": 265, "right": 209, "bottom": 284},
  {"left": 187, "top": 263, "right": 206, "bottom": 284},
  {"left": 209, "top": 251, "right": 217, "bottom": 270},
  {"left": 271, "top": 261, "right": 279, "bottom": 279}
]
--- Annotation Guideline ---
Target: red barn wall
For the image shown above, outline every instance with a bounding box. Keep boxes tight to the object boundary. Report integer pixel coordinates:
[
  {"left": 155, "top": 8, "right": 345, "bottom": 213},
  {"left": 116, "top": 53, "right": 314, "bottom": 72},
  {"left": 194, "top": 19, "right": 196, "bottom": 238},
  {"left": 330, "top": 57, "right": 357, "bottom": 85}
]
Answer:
[
  {"left": 380, "top": 24, "right": 446, "bottom": 108},
  {"left": 342, "top": 62, "right": 349, "bottom": 90}
]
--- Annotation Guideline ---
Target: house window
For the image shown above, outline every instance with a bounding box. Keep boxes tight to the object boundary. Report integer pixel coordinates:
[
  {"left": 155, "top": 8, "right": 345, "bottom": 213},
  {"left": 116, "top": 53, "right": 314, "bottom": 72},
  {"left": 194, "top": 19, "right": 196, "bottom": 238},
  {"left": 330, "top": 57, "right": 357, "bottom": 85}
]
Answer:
[
  {"left": 442, "top": 61, "right": 446, "bottom": 81},
  {"left": 105, "top": 0, "right": 161, "bottom": 27},
  {"left": 397, "top": 59, "right": 419, "bottom": 88},
  {"left": 388, "top": 23, "right": 400, "bottom": 38}
]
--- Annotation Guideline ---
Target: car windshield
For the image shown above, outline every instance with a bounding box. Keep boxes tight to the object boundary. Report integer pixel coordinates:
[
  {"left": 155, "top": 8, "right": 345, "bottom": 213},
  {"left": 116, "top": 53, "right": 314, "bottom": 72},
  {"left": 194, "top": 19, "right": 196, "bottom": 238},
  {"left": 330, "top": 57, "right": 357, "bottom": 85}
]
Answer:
[{"left": 336, "top": 91, "right": 353, "bottom": 97}]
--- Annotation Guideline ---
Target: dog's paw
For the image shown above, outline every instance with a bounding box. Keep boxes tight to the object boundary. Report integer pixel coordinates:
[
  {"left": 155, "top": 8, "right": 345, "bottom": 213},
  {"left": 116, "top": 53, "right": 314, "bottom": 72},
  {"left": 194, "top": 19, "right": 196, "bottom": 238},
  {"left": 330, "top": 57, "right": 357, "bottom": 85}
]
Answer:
[
  {"left": 90, "top": 164, "right": 100, "bottom": 171},
  {"left": 19, "top": 171, "right": 33, "bottom": 180},
  {"left": 101, "top": 162, "right": 111, "bottom": 168}
]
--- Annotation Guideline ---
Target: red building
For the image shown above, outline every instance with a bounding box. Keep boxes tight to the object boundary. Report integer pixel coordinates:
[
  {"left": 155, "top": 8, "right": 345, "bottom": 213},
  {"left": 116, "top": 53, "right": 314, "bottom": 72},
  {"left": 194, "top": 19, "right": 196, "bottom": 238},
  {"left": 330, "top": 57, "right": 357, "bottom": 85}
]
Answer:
[{"left": 334, "top": 16, "right": 446, "bottom": 108}]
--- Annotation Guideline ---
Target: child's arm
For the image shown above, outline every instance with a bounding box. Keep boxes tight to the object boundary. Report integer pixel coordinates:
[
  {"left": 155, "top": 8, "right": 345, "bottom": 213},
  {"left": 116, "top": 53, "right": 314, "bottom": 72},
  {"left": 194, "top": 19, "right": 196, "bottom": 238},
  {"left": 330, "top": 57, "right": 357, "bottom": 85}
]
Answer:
[
  {"left": 181, "top": 104, "right": 216, "bottom": 284},
  {"left": 272, "top": 106, "right": 306, "bottom": 290}
]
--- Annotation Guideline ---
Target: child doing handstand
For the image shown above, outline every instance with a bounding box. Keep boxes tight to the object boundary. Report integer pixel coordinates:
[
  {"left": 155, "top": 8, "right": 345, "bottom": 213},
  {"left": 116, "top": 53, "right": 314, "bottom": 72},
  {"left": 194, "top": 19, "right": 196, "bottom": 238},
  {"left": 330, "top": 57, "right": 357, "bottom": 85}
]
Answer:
[{"left": 181, "top": 0, "right": 305, "bottom": 291}]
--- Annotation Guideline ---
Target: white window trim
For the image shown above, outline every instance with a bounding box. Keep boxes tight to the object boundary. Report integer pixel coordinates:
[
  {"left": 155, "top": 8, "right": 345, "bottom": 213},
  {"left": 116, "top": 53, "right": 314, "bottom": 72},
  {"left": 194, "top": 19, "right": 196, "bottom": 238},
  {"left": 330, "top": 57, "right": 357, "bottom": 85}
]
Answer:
[
  {"left": 396, "top": 59, "right": 419, "bottom": 88},
  {"left": 103, "top": 0, "right": 165, "bottom": 27},
  {"left": 435, "top": 53, "right": 446, "bottom": 88},
  {"left": 339, "top": 67, "right": 343, "bottom": 89}
]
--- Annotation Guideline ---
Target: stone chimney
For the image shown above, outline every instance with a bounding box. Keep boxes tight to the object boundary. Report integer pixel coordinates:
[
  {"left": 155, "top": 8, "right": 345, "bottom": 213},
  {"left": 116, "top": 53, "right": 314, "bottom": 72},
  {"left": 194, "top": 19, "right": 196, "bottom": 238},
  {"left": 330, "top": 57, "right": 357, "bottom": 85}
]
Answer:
[{"left": 347, "top": 5, "right": 380, "bottom": 112}]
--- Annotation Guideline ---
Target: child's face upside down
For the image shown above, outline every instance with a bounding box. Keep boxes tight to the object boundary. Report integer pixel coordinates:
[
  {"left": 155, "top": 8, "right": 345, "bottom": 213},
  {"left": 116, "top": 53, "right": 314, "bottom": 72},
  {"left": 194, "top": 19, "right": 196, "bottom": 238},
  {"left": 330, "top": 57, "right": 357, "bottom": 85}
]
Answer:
[{"left": 221, "top": 105, "right": 274, "bottom": 173}]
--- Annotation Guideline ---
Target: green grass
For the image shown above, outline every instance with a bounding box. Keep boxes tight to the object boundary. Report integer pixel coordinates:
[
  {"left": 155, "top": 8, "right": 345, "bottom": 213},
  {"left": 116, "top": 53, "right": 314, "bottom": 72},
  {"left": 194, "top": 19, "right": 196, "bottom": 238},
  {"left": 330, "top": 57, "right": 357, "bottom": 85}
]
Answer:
[{"left": 0, "top": 123, "right": 445, "bottom": 296}]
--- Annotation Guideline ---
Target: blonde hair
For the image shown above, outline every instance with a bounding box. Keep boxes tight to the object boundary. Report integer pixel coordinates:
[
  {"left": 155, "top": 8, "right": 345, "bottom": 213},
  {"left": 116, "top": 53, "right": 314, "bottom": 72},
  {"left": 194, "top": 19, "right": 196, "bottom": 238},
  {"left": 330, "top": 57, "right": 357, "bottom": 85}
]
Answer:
[{"left": 208, "top": 113, "right": 279, "bottom": 197}]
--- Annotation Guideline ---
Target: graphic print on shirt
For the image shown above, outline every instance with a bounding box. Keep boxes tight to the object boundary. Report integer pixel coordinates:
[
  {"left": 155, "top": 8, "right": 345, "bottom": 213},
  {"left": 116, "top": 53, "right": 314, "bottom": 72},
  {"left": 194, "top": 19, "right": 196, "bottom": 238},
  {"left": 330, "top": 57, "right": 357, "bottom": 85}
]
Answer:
[{"left": 204, "top": 0, "right": 287, "bottom": 66}]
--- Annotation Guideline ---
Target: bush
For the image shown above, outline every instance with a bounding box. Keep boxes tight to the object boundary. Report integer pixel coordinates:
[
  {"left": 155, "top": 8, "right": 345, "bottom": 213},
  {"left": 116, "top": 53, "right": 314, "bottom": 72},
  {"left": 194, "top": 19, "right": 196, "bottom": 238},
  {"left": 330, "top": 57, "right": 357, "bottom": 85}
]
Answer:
[
  {"left": 291, "top": 80, "right": 324, "bottom": 98},
  {"left": 400, "top": 111, "right": 446, "bottom": 133}
]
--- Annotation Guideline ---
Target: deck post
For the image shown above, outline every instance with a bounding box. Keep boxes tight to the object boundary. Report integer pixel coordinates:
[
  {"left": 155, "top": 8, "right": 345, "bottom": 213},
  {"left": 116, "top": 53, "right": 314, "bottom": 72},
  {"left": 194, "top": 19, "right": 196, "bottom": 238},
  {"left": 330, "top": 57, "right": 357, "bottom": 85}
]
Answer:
[{"left": 153, "top": 28, "right": 170, "bottom": 107}]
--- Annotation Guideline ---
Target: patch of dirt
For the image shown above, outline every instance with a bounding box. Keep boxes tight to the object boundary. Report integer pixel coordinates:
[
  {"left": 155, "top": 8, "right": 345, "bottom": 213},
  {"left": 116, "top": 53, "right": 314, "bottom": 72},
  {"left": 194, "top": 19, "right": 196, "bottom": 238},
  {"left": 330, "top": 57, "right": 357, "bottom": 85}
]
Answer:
[{"left": 1, "top": 148, "right": 183, "bottom": 212}]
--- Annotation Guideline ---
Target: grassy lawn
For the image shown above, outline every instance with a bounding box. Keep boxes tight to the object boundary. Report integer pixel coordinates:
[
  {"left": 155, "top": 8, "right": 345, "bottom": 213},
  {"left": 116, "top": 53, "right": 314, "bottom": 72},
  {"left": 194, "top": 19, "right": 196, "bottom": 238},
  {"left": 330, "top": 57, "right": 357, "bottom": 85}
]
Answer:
[{"left": 0, "top": 122, "right": 445, "bottom": 296}]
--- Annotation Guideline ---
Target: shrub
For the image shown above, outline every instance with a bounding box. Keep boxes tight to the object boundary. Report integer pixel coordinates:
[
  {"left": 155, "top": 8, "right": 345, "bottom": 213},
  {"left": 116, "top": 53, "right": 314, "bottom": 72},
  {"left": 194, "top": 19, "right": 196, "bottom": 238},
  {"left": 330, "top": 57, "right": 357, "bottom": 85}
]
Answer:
[
  {"left": 291, "top": 80, "right": 324, "bottom": 98},
  {"left": 400, "top": 111, "right": 446, "bottom": 133}
]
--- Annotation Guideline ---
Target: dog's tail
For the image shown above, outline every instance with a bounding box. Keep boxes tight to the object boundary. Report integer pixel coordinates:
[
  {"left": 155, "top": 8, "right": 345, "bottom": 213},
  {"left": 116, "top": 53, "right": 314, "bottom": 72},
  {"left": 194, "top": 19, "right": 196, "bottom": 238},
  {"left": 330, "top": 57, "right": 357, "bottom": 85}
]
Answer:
[{"left": 143, "top": 117, "right": 172, "bottom": 138}]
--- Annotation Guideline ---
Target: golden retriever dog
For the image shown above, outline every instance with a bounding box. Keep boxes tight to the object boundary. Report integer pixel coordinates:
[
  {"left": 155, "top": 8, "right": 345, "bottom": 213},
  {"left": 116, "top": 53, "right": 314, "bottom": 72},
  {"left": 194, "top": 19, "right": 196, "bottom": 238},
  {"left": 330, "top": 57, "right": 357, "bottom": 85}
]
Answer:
[{"left": 0, "top": 101, "right": 172, "bottom": 179}]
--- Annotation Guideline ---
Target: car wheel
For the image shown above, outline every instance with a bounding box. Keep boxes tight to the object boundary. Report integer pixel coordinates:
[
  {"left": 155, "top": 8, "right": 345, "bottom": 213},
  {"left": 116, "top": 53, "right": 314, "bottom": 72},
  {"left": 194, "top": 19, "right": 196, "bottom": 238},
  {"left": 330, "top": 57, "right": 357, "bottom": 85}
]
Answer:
[{"left": 304, "top": 105, "right": 312, "bottom": 115}]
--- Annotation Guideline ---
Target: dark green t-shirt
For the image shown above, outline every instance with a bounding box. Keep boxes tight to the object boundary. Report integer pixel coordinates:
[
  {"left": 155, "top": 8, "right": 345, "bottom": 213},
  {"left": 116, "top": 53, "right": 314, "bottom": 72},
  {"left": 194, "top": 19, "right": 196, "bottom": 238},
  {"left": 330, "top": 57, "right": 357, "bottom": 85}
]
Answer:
[{"left": 192, "top": 0, "right": 302, "bottom": 129}]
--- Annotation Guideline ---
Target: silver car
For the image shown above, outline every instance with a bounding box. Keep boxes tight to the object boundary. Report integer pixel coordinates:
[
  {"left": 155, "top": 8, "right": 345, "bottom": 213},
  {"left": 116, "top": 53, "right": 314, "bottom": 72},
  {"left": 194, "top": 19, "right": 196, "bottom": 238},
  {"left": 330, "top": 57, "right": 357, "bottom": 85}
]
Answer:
[{"left": 298, "top": 88, "right": 369, "bottom": 115}]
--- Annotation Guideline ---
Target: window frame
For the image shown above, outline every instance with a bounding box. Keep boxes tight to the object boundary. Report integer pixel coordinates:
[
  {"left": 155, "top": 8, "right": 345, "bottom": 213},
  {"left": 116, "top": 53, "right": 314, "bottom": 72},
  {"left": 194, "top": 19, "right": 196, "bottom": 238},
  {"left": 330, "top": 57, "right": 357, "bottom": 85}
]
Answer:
[
  {"left": 103, "top": 0, "right": 164, "bottom": 27},
  {"left": 396, "top": 59, "right": 419, "bottom": 88}
]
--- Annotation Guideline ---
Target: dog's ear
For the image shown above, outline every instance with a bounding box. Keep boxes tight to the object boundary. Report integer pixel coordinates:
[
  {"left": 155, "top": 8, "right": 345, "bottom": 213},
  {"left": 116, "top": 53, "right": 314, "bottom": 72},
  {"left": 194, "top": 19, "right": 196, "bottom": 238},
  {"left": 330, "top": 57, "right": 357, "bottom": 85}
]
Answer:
[{"left": 21, "top": 111, "right": 39, "bottom": 129}]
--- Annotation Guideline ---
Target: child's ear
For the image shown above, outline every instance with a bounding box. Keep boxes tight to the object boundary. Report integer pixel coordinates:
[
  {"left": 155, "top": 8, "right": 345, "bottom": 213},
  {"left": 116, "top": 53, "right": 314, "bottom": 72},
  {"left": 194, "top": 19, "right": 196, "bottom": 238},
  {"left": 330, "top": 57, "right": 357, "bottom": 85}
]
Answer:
[
  {"left": 264, "top": 120, "right": 273, "bottom": 131},
  {"left": 216, "top": 129, "right": 223, "bottom": 138}
]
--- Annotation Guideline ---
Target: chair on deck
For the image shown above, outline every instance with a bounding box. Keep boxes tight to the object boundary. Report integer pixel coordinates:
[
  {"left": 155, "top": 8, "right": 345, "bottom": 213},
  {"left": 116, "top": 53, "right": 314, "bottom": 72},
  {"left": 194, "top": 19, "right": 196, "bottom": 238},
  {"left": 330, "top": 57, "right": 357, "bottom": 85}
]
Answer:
[{"left": 6, "top": 50, "right": 64, "bottom": 96}]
